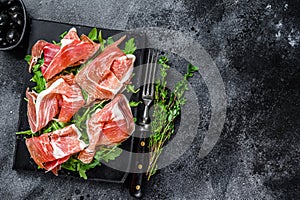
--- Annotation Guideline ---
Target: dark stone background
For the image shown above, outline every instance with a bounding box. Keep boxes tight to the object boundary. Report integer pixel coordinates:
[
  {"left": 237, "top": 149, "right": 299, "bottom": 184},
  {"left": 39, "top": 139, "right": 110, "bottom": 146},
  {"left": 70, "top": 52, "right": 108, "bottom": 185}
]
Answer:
[{"left": 0, "top": 0, "right": 299, "bottom": 199}]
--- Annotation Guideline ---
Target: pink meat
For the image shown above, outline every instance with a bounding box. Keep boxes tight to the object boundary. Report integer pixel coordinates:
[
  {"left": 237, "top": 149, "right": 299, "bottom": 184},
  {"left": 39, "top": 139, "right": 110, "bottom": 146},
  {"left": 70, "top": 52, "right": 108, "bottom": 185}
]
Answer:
[
  {"left": 27, "top": 77, "right": 85, "bottom": 133},
  {"left": 29, "top": 40, "right": 60, "bottom": 72},
  {"left": 25, "top": 125, "right": 87, "bottom": 175},
  {"left": 43, "top": 156, "right": 70, "bottom": 176},
  {"left": 41, "top": 43, "right": 60, "bottom": 74},
  {"left": 26, "top": 89, "right": 59, "bottom": 133},
  {"left": 78, "top": 94, "right": 135, "bottom": 164},
  {"left": 29, "top": 28, "right": 100, "bottom": 81},
  {"left": 75, "top": 36, "right": 135, "bottom": 105}
]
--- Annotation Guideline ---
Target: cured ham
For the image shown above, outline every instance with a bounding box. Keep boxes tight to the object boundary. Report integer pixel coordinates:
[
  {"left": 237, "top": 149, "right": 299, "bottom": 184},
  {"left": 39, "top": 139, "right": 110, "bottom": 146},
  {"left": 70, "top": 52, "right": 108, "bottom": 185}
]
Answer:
[
  {"left": 23, "top": 28, "right": 139, "bottom": 177},
  {"left": 29, "top": 40, "right": 60, "bottom": 72},
  {"left": 29, "top": 28, "right": 100, "bottom": 81},
  {"left": 27, "top": 76, "right": 85, "bottom": 133},
  {"left": 75, "top": 36, "right": 135, "bottom": 105},
  {"left": 78, "top": 94, "right": 135, "bottom": 164},
  {"left": 25, "top": 125, "right": 87, "bottom": 175}
]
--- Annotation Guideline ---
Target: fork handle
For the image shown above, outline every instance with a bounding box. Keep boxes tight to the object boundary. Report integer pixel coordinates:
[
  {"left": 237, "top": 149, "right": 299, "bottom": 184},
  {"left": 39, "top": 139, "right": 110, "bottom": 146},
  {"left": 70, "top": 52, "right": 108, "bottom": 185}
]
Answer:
[
  {"left": 129, "top": 145, "right": 145, "bottom": 198},
  {"left": 130, "top": 172, "right": 144, "bottom": 198},
  {"left": 142, "top": 104, "right": 150, "bottom": 124},
  {"left": 129, "top": 128, "right": 148, "bottom": 198}
]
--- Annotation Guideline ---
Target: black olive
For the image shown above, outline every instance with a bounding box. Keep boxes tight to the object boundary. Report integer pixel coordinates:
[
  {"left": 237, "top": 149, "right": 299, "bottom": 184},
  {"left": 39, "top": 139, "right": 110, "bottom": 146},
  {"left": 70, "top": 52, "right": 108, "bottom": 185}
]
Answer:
[
  {"left": 1, "top": 41, "right": 8, "bottom": 47},
  {"left": 11, "top": 12, "right": 22, "bottom": 21},
  {"left": 6, "top": 29, "right": 19, "bottom": 44},
  {"left": 0, "top": 0, "right": 14, "bottom": 9},
  {"left": 10, "top": 12, "right": 23, "bottom": 27},
  {"left": 7, "top": 0, "right": 14, "bottom": 7},
  {"left": 0, "top": 0, "right": 9, "bottom": 6},
  {"left": 9, "top": 5, "right": 21, "bottom": 13},
  {"left": 15, "top": 18, "right": 22, "bottom": 27},
  {"left": 0, "top": 37, "right": 4, "bottom": 43},
  {"left": 0, "top": 13, "right": 9, "bottom": 27},
  {"left": 11, "top": 12, "right": 22, "bottom": 19}
]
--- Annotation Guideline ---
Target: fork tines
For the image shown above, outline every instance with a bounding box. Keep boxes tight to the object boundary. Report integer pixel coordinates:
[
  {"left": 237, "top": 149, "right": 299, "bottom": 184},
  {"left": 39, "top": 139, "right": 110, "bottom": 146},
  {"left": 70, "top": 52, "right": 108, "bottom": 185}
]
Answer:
[{"left": 142, "top": 49, "right": 159, "bottom": 98}]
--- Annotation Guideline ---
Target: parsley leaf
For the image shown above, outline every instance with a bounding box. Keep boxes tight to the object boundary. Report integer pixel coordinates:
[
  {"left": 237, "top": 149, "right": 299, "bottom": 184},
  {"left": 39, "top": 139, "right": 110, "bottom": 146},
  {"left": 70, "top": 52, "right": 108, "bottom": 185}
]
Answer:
[{"left": 123, "top": 38, "right": 137, "bottom": 54}]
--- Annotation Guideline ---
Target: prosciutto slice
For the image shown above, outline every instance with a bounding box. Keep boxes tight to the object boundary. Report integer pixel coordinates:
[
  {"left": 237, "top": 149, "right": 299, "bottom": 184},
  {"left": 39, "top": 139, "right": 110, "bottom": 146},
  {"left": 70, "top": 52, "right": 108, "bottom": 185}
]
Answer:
[
  {"left": 78, "top": 94, "right": 135, "bottom": 164},
  {"left": 25, "top": 125, "right": 87, "bottom": 175},
  {"left": 29, "top": 40, "right": 60, "bottom": 72},
  {"left": 75, "top": 36, "right": 135, "bottom": 105},
  {"left": 29, "top": 28, "right": 100, "bottom": 81},
  {"left": 27, "top": 76, "right": 85, "bottom": 133}
]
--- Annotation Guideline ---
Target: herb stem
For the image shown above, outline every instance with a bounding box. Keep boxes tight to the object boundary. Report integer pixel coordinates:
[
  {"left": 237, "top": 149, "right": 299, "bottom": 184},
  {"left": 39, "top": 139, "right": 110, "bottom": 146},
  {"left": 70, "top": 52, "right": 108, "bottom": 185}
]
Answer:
[{"left": 146, "top": 56, "right": 198, "bottom": 180}]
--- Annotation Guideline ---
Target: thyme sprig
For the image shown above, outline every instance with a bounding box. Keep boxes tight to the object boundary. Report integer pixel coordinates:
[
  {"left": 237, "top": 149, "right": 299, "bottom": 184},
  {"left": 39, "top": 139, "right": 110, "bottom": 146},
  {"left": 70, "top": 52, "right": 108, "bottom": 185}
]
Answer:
[{"left": 147, "top": 56, "right": 199, "bottom": 180}]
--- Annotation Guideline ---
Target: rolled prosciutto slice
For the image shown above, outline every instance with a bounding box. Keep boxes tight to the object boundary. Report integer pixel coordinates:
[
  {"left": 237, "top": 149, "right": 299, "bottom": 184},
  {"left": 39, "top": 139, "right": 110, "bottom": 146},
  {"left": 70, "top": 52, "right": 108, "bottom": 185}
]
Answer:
[
  {"left": 29, "top": 27, "right": 100, "bottom": 81},
  {"left": 78, "top": 94, "right": 135, "bottom": 164},
  {"left": 27, "top": 76, "right": 85, "bottom": 133},
  {"left": 25, "top": 125, "right": 87, "bottom": 175},
  {"left": 75, "top": 36, "right": 135, "bottom": 105},
  {"left": 29, "top": 41, "right": 60, "bottom": 72}
]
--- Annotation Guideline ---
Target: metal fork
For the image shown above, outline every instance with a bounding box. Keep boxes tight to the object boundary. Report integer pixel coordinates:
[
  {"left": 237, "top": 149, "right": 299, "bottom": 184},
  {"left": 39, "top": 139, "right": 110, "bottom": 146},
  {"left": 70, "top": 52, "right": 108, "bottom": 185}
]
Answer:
[
  {"left": 141, "top": 49, "right": 158, "bottom": 124},
  {"left": 130, "top": 49, "right": 159, "bottom": 198}
]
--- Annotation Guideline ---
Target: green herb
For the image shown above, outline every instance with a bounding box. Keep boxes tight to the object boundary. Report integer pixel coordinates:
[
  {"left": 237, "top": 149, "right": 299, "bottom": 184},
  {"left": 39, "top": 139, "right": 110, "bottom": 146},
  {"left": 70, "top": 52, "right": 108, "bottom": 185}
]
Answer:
[
  {"left": 99, "top": 31, "right": 107, "bottom": 50},
  {"left": 129, "top": 101, "right": 142, "bottom": 107},
  {"left": 88, "top": 28, "right": 98, "bottom": 41},
  {"left": 24, "top": 55, "right": 31, "bottom": 64},
  {"left": 52, "top": 31, "right": 68, "bottom": 45},
  {"left": 94, "top": 145, "right": 122, "bottom": 163},
  {"left": 89, "top": 101, "right": 106, "bottom": 114},
  {"left": 81, "top": 89, "right": 89, "bottom": 102},
  {"left": 126, "top": 84, "right": 140, "bottom": 93},
  {"left": 60, "top": 66, "right": 81, "bottom": 75},
  {"left": 42, "top": 120, "right": 70, "bottom": 134},
  {"left": 146, "top": 56, "right": 199, "bottom": 180},
  {"left": 72, "top": 101, "right": 106, "bottom": 129},
  {"left": 70, "top": 100, "right": 106, "bottom": 144},
  {"left": 87, "top": 27, "right": 136, "bottom": 54},
  {"left": 59, "top": 31, "right": 68, "bottom": 39},
  {"left": 123, "top": 38, "right": 137, "bottom": 54},
  {"left": 30, "top": 57, "right": 46, "bottom": 93},
  {"left": 16, "top": 130, "right": 34, "bottom": 135},
  {"left": 52, "top": 40, "right": 60, "bottom": 45},
  {"left": 98, "top": 30, "right": 103, "bottom": 44},
  {"left": 16, "top": 120, "right": 69, "bottom": 138},
  {"left": 61, "top": 145, "right": 122, "bottom": 180},
  {"left": 106, "top": 37, "right": 114, "bottom": 45}
]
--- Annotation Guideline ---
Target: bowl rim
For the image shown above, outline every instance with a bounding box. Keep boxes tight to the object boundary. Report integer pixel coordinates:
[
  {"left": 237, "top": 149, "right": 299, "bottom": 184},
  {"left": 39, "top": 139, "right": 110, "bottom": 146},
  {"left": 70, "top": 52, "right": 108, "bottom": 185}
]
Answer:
[{"left": 0, "top": 0, "right": 27, "bottom": 50}]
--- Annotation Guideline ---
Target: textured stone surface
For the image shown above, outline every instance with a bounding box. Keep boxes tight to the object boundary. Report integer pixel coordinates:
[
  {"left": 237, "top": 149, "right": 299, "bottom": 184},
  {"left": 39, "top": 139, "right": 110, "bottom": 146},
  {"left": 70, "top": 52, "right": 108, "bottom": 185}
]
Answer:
[{"left": 0, "top": 0, "right": 299, "bottom": 199}]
